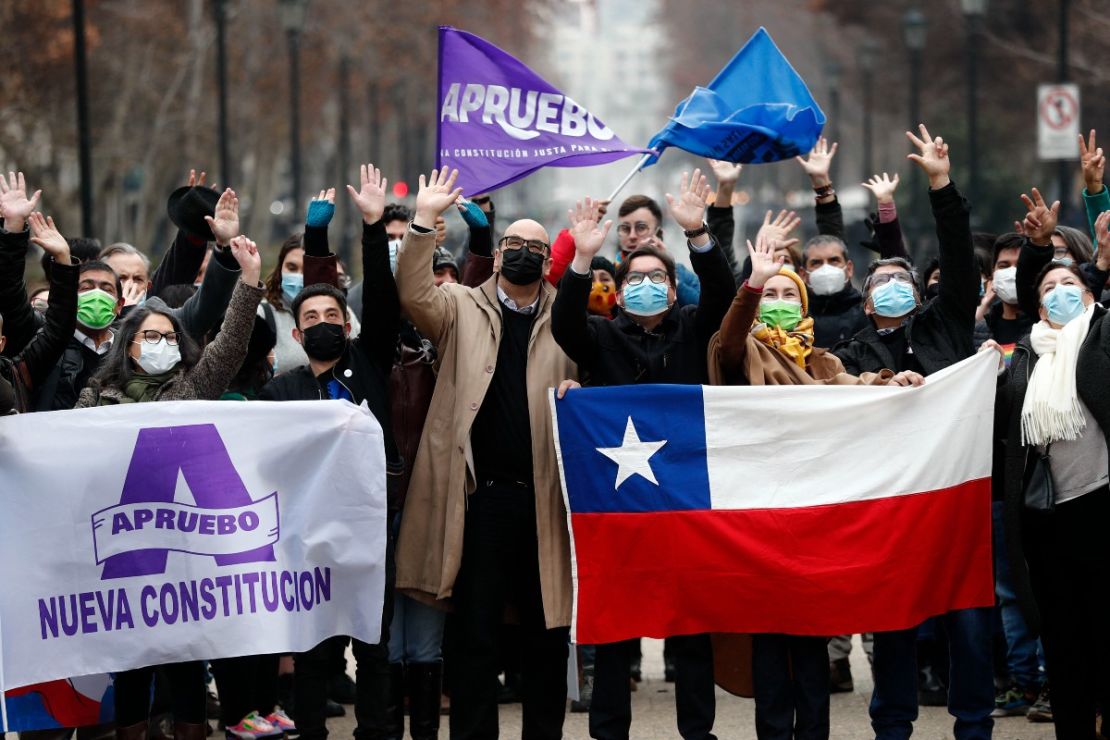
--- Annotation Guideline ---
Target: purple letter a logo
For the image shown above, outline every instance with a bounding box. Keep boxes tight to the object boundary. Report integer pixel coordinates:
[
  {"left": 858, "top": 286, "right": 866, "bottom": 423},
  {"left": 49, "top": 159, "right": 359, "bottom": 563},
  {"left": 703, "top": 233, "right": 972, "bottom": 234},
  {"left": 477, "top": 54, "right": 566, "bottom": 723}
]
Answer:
[{"left": 100, "top": 424, "right": 277, "bottom": 579}]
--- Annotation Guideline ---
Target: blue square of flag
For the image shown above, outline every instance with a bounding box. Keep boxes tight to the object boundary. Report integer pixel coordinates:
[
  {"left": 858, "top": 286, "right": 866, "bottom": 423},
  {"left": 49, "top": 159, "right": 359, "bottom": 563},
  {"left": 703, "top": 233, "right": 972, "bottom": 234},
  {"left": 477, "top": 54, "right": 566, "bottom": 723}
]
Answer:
[{"left": 554, "top": 384, "right": 711, "bottom": 514}]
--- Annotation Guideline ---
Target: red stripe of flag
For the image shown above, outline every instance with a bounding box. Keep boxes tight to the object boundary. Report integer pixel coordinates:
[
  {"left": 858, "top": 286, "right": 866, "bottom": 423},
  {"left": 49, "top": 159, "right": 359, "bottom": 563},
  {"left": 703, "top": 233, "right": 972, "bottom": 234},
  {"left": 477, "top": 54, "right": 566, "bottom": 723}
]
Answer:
[{"left": 571, "top": 478, "right": 993, "bottom": 644}]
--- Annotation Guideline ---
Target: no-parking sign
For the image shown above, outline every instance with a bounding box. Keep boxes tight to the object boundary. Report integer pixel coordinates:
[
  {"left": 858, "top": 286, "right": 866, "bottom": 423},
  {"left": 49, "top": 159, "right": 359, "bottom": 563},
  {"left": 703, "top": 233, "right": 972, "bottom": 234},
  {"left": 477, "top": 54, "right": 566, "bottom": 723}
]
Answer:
[{"left": 1038, "top": 83, "right": 1080, "bottom": 160}]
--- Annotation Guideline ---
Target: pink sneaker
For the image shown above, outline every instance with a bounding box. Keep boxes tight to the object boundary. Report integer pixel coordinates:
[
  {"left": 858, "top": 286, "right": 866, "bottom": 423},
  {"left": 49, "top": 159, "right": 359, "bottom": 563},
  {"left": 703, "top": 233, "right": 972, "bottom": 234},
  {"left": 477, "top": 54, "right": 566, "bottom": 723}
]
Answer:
[
  {"left": 226, "top": 712, "right": 283, "bottom": 740},
  {"left": 264, "top": 709, "right": 297, "bottom": 734}
]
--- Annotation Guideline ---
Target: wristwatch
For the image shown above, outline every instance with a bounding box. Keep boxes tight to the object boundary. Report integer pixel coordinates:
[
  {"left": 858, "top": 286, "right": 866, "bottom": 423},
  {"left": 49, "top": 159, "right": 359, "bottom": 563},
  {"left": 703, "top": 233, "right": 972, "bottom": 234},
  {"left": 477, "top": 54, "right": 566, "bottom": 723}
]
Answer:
[
  {"left": 813, "top": 183, "right": 835, "bottom": 199},
  {"left": 683, "top": 221, "right": 709, "bottom": 239}
]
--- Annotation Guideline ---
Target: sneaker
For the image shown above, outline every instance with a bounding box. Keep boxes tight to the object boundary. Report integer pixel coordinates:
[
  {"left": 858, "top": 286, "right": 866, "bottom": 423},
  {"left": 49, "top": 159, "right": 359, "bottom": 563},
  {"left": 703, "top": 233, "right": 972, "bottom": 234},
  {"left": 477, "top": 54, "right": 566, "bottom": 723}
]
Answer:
[
  {"left": 992, "top": 684, "right": 1037, "bottom": 717},
  {"left": 264, "top": 710, "right": 296, "bottom": 735},
  {"left": 226, "top": 712, "right": 283, "bottom": 740},
  {"left": 570, "top": 670, "right": 593, "bottom": 713},
  {"left": 1027, "top": 684, "right": 1053, "bottom": 722},
  {"left": 829, "top": 658, "right": 854, "bottom": 693}
]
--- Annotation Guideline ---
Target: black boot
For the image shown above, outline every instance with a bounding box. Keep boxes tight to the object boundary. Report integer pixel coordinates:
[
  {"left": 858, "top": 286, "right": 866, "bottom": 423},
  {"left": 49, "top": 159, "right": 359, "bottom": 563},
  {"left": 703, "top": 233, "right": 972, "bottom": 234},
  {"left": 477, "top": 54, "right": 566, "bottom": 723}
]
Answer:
[
  {"left": 406, "top": 663, "right": 442, "bottom": 740},
  {"left": 384, "top": 663, "right": 405, "bottom": 740}
]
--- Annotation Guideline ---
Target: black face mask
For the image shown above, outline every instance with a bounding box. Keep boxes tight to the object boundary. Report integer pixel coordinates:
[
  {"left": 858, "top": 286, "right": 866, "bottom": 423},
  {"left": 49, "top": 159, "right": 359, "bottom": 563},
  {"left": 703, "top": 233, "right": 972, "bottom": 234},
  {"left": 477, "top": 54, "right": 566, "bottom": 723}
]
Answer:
[
  {"left": 302, "top": 321, "right": 347, "bottom": 361},
  {"left": 499, "top": 248, "right": 546, "bottom": 286},
  {"left": 925, "top": 283, "right": 940, "bottom": 300}
]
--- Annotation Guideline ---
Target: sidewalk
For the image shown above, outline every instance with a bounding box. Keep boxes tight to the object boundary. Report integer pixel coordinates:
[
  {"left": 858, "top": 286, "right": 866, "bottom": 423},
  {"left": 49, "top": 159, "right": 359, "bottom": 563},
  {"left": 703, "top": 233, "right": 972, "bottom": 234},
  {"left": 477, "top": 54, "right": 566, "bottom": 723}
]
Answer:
[{"left": 330, "top": 636, "right": 1056, "bottom": 738}]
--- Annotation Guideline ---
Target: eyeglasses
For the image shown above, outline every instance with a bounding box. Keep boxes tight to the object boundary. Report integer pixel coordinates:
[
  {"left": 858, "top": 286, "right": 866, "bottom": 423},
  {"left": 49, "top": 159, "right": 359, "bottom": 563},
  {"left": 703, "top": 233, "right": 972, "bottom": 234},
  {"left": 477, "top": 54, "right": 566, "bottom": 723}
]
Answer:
[
  {"left": 870, "top": 271, "right": 914, "bottom": 287},
  {"left": 625, "top": 270, "right": 668, "bottom": 286},
  {"left": 617, "top": 221, "right": 653, "bottom": 237},
  {"left": 132, "top": 330, "right": 181, "bottom": 346},
  {"left": 1053, "top": 247, "right": 1072, "bottom": 260},
  {"left": 498, "top": 236, "right": 549, "bottom": 255}
]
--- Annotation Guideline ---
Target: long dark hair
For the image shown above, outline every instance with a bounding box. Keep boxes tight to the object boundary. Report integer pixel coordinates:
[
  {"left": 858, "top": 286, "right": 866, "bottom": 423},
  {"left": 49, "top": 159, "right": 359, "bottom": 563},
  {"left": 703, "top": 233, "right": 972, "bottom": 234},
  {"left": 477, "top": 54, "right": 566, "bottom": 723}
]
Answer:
[
  {"left": 91, "top": 303, "right": 200, "bottom": 391},
  {"left": 264, "top": 233, "right": 304, "bottom": 311}
]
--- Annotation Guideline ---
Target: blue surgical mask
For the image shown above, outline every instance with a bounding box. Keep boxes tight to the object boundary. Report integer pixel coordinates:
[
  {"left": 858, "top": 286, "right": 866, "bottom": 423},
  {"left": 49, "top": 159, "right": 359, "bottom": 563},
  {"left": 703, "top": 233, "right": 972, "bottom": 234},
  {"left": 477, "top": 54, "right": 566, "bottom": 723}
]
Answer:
[
  {"left": 622, "top": 280, "right": 671, "bottom": 317},
  {"left": 281, "top": 272, "right": 304, "bottom": 305},
  {"left": 1042, "top": 284, "right": 1086, "bottom": 325},
  {"left": 1053, "top": 257, "right": 1074, "bottom": 268},
  {"left": 870, "top": 280, "right": 918, "bottom": 318}
]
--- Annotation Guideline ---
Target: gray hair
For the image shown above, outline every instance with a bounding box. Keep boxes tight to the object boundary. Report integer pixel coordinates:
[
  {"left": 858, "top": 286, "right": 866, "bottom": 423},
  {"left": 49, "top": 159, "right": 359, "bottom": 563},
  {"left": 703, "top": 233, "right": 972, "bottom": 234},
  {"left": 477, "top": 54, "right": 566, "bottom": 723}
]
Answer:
[
  {"left": 863, "top": 257, "right": 920, "bottom": 297},
  {"left": 802, "top": 234, "right": 848, "bottom": 262},
  {"left": 99, "top": 242, "right": 151, "bottom": 271}
]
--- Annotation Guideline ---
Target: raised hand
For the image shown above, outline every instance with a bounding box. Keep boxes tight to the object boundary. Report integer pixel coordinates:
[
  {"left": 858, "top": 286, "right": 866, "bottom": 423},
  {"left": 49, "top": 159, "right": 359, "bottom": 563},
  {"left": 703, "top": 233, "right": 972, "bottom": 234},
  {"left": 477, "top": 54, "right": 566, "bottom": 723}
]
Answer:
[
  {"left": 706, "top": 158, "right": 743, "bottom": 186},
  {"left": 796, "top": 137, "right": 838, "bottom": 187},
  {"left": 203, "top": 188, "right": 240, "bottom": 246},
  {"left": 862, "top": 172, "right": 901, "bottom": 204},
  {"left": 122, "top": 280, "right": 146, "bottom": 307},
  {"left": 756, "top": 209, "right": 801, "bottom": 254},
  {"left": 187, "top": 169, "right": 207, "bottom": 188},
  {"left": 346, "top": 163, "right": 388, "bottom": 225},
  {"left": 1020, "top": 187, "right": 1060, "bottom": 246},
  {"left": 229, "top": 235, "right": 262, "bottom": 286},
  {"left": 1094, "top": 211, "right": 1110, "bottom": 271},
  {"left": 1080, "top": 130, "right": 1105, "bottom": 195},
  {"left": 747, "top": 232, "right": 786, "bottom": 289},
  {"left": 0, "top": 171, "right": 42, "bottom": 233},
  {"left": 665, "top": 168, "right": 711, "bottom": 232},
  {"left": 27, "top": 212, "right": 70, "bottom": 266},
  {"left": 414, "top": 168, "right": 463, "bottom": 229},
  {"left": 906, "top": 124, "right": 951, "bottom": 189},
  {"left": 568, "top": 197, "right": 613, "bottom": 259},
  {"left": 435, "top": 216, "right": 447, "bottom": 247}
]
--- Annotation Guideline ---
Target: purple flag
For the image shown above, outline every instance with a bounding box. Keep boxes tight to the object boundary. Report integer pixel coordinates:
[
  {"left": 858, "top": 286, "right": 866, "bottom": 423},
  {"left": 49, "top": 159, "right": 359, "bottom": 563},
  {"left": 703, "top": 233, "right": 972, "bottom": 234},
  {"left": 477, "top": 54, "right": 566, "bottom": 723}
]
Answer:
[{"left": 437, "top": 27, "right": 647, "bottom": 195}]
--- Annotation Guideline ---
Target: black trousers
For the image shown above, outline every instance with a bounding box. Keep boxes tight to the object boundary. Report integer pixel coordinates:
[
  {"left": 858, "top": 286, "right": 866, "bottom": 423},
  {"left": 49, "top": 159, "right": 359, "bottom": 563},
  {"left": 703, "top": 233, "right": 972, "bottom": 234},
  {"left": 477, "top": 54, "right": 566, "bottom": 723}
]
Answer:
[
  {"left": 209, "top": 653, "right": 280, "bottom": 726},
  {"left": 590, "top": 635, "right": 716, "bottom": 740},
  {"left": 1023, "top": 486, "right": 1110, "bottom": 740},
  {"left": 295, "top": 522, "right": 395, "bottom": 740},
  {"left": 752, "top": 634, "right": 830, "bottom": 740},
  {"left": 448, "top": 482, "right": 569, "bottom": 740},
  {"left": 113, "top": 661, "right": 206, "bottom": 726}
]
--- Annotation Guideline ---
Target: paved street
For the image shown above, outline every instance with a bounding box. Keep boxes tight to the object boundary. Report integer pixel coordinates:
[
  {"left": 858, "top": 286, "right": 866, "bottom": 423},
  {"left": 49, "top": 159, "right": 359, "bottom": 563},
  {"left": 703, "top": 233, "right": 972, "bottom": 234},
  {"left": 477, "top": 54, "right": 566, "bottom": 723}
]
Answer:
[{"left": 328, "top": 636, "right": 1058, "bottom": 739}]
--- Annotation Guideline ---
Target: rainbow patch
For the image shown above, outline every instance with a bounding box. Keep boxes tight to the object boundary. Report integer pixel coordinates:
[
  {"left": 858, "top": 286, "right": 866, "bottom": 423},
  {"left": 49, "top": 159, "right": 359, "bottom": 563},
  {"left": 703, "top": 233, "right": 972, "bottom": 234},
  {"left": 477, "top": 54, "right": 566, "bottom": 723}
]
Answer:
[{"left": 999, "top": 342, "right": 1016, "bottom": 368}]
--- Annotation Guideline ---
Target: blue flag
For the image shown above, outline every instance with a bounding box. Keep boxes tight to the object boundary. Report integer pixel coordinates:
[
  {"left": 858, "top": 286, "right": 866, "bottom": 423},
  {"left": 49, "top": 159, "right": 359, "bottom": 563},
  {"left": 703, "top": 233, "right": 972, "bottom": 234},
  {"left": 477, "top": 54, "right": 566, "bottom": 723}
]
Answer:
[{"left": 645, "top": 27, "right": 825, "bottom": 165}]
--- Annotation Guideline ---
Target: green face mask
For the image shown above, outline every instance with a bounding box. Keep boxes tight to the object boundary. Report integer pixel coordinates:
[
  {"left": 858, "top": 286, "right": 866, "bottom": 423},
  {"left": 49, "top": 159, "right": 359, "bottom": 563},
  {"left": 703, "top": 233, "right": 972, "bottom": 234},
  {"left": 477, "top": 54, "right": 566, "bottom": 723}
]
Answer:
[
  {"left": 758, "top": 299, "right": 803, "bottom": 331},
  {"left": 77, "top": 288, "right": 118, "bottom": 330}
]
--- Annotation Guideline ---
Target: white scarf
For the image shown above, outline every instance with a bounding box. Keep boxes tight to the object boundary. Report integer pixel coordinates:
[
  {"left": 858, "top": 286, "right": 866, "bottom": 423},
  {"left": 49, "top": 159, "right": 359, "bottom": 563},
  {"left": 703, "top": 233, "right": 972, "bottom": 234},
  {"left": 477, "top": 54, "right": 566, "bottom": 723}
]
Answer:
[{"left": 1021, "top": 305, "right": 1096, "bottom": 446}]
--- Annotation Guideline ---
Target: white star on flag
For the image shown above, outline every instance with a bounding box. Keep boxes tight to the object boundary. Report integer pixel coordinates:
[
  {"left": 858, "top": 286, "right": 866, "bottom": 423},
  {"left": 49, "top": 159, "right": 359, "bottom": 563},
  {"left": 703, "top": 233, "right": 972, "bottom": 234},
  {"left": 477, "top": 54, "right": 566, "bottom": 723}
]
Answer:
[{"left": 596, "top": 416, "right": 667, "bottom": 490}]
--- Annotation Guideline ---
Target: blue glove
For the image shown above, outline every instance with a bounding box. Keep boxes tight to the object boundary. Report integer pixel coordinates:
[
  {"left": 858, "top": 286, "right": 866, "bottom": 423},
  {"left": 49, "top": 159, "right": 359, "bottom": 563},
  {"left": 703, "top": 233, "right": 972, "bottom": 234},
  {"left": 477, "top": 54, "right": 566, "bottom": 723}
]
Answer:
[
  {"left": 306, "top": 199, "right": 336, "bottom": 228},
  {"left": 456, "top": 199, "right": 489, "bottom": 228}
]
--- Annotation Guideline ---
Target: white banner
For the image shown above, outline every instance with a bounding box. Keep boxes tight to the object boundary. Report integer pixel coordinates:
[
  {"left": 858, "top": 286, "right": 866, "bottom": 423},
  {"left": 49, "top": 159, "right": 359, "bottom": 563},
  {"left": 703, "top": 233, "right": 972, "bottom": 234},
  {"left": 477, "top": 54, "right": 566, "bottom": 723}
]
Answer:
[{"left": 0, "top": 400, "right": 387, "bottom": 690}]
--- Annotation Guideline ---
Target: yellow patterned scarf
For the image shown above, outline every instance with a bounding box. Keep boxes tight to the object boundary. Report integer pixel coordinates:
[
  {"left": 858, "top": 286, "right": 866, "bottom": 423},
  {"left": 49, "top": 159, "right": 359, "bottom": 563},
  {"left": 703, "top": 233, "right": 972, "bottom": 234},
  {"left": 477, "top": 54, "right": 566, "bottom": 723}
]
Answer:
[{"left": 752, "top": 317, "right": 815, "bottom": 369}]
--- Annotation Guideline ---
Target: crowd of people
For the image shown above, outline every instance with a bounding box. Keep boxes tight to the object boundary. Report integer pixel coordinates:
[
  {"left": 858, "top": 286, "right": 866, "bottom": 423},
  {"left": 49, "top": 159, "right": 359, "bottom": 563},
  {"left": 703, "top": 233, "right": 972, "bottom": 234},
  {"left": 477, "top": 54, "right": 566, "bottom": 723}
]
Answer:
[{"left": 1, "top": 121, "right": 1108, "bottom": 740}]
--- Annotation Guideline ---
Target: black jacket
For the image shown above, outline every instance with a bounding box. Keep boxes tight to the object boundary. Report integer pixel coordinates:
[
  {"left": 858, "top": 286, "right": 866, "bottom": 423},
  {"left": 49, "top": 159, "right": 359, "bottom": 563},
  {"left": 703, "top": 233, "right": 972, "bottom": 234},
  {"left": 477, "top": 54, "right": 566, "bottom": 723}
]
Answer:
[
  {"left": 832, "top": 183, "right": 978, "bottom": 376},
  {"left": 996, "top": 305, "right": 1110, "bottom": 633},
  {"left": 259, "top": 220, "right": 401, "bottom": 468},
  {"left": 0, "top": 258, "right": 78, "bottom": 414},
  {"left": 551, "top": 236, "right": 736, "bottom": 386},
  {"left": 809, "top": 286, "right": 869, "bottom": 349}
]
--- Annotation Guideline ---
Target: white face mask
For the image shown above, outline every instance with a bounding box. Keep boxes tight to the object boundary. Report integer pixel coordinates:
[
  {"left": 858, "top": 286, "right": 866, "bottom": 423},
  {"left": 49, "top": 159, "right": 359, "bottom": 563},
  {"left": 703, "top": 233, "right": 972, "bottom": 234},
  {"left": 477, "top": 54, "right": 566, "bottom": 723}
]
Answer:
[
  {"left": 388, "top": 239, "right": 403, "bottom": 275},
  {"left": 136, "top": 338, "right": 182, "bottom": 375},
  {"left": 992, "top": 266, "right": 1018, "bottom": 305},
  {"left": 807, "top": 263, "right": 848, "bottom": 296}
]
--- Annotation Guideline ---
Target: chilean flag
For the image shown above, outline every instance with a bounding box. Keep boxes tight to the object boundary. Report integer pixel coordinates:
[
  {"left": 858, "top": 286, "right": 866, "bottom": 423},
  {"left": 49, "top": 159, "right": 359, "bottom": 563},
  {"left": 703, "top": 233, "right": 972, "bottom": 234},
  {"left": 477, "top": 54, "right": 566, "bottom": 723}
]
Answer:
[{"left": 550, "top": 352, "right": 998, "bottom": 644}]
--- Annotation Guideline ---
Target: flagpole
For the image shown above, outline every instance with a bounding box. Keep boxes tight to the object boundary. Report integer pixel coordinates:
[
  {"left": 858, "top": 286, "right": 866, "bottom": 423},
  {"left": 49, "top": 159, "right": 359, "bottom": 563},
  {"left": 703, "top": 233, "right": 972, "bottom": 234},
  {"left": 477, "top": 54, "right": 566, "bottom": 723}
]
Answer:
[
  {"left": 0, "top": 604, "right": 8, "bottom": 734},
  {"left": 606, "top": 153, "right": 653, "bottom": 203}
]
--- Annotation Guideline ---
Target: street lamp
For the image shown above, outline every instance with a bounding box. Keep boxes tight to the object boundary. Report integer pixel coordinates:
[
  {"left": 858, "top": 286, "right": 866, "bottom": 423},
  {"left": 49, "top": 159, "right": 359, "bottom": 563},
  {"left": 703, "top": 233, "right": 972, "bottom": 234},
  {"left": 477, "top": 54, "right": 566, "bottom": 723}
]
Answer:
[
  {"left": 961, "top": 0, "right": 987, "bottom": 206},
  {"left": 279, "top": 0, "right": 309, "bottom": 221},
  {"left": 824, "top": 60, "right": 842, "bottom": 184},
  {"left": 902, "top": 9, "right": 927, "bottom": 250},
  {"left": 213, "top": 0, "right": 231, "bottom": 187},
  {"left": 858, "top": 39, "right": 880, "bottom": 181},
  {"left": 72, "top": 0, "right": 94, "bottom": 237}
]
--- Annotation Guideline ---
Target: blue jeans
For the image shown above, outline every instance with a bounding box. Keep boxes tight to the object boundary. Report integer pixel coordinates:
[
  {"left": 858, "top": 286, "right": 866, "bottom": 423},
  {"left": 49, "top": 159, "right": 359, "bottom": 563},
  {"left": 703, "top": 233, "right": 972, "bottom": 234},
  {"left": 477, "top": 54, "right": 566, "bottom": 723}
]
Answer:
[
  {"left": 870, "top": 608, "right": 994, "bottom": 740},
  {"left": 991, "top": 501, "right": 1043, "bottom": 689},
  {"left": 388, "top": 512, "right": 446, "bottom": 664},
  {"left": 388, "top": 591, "right": 446, "bottom": 664}
]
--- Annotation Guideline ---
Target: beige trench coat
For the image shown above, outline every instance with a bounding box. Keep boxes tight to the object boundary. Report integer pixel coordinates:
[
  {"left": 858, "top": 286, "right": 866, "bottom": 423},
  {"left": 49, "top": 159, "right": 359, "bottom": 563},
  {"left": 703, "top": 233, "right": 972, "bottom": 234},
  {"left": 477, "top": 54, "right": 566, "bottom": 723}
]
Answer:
[{"left": 393, "top": 226, "right": 577, "bottom": 628}]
